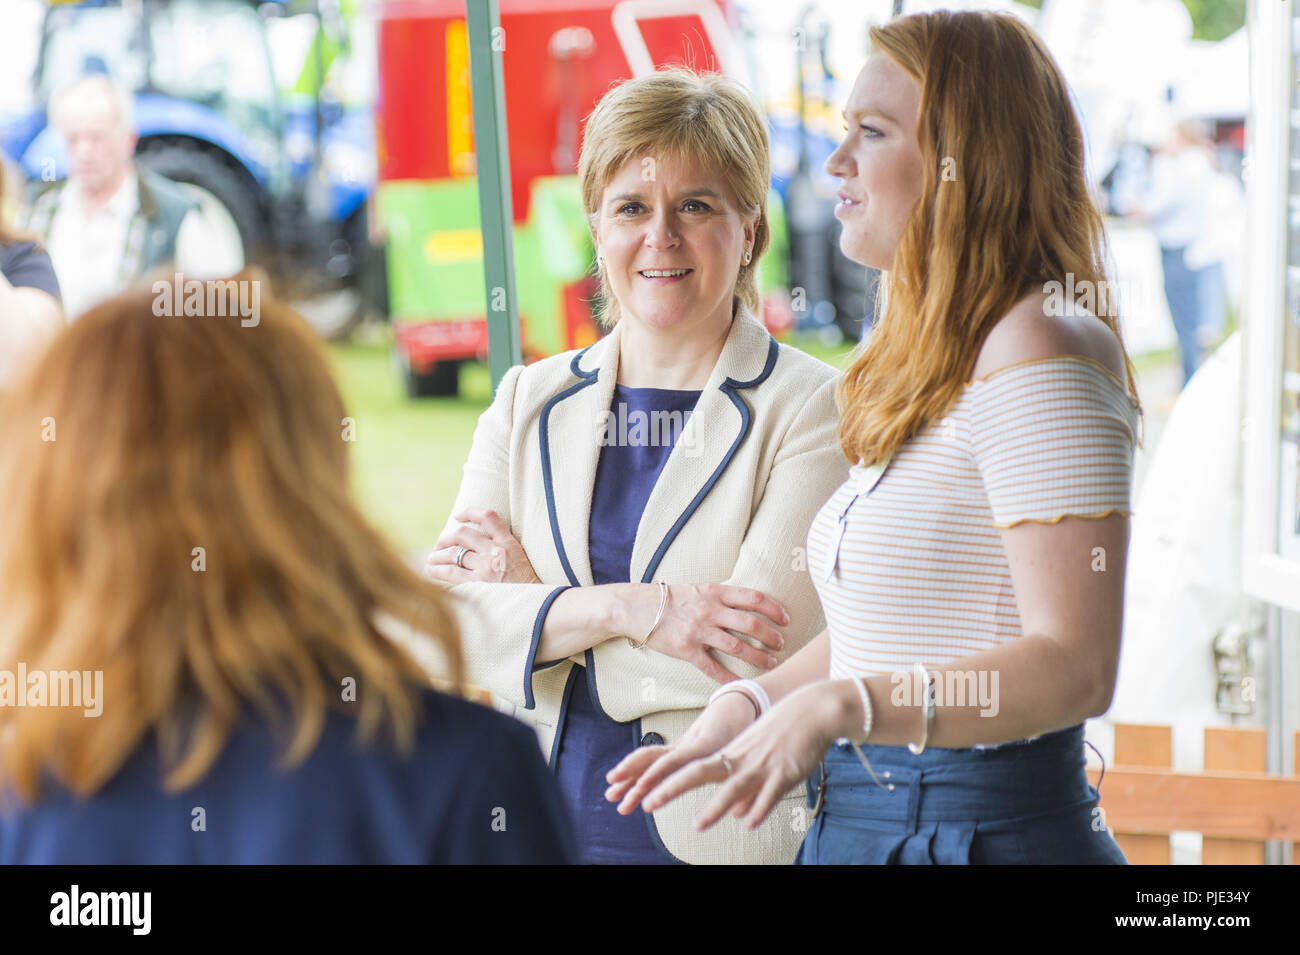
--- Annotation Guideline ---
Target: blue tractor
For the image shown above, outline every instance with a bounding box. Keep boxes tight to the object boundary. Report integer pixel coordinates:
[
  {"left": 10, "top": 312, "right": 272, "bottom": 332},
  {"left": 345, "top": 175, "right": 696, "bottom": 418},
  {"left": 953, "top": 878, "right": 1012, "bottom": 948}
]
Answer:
[{"left": 0, "top": 0, "right": 381, "bottom": 338}]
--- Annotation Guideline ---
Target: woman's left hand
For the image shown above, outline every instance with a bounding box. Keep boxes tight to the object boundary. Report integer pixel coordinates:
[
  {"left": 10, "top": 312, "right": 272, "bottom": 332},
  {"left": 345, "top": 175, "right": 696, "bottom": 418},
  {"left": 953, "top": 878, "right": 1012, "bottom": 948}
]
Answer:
[
  {"left": 640, "top": 682, "right": 843, "bottom": 832},
  {"left": 424, "top": 508, "right": 542, "bottom": 584}
]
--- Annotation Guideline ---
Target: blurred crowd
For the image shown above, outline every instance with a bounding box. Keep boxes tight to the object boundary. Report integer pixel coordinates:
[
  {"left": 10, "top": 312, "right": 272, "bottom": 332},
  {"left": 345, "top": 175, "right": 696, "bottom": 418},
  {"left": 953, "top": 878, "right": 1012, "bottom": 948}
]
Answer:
[
  {"left": 0, "top": 73, "right": 239, "bottom": 390},
  {"left": 1104, "top": 117, "right": 1245, "bottom": 386}
]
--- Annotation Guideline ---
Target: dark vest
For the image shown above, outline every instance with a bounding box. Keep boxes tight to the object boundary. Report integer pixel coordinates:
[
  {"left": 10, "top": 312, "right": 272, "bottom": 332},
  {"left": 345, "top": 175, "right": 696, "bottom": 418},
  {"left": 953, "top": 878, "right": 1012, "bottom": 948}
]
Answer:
[{"left": 22, "top": 164, "right": 199, "bottom": 282}]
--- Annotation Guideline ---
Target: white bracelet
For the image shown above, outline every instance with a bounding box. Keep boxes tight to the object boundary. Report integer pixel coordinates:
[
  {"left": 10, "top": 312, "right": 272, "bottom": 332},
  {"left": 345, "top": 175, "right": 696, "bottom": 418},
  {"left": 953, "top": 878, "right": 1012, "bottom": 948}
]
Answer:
[
  {"left": 707, "top": 678, "right": 771, "bottom": 717},
  {"left": 837, "top": 677, "right": 893, "bottom": 792},
  {"left": 908, "top": 664, "right": 936, "bottom": 755},
  {"left": 849, "top": 676, "right": 874, "bottom": 741}
]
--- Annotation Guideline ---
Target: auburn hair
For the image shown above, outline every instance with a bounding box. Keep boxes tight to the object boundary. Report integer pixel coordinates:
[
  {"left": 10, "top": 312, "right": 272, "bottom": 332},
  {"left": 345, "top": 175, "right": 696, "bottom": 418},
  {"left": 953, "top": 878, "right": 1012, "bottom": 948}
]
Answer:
[
  {"left": 837, "top": 10, "right": 1141, "bottom": 466},
  {"left": 0, "top": 271, "right": 462, "bottom": 803}
]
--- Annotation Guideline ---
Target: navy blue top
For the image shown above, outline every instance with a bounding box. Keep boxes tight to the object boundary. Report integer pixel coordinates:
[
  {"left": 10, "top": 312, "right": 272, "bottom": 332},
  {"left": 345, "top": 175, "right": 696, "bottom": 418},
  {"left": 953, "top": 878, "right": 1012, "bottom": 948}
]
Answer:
[
  {"left": 553, "top": 384, "right": 700, "bottom": 864},
  {"left": 1, "top": 240, "right": 61, "bottom": 303},
  {"left": 0, "top": 689, "right": 578, "bottom": 865}
]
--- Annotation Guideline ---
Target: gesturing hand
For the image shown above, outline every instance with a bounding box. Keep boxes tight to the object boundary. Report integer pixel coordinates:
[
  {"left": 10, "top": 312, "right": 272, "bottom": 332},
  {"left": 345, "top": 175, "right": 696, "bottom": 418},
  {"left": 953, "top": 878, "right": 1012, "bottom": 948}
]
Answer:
[
  {"left": 424, "top": 507, "right": 542, "bottom": 584},
  {"left": 635, "top": 683, "right": 838, "bottom": 832},
  {"left": 604, "top": 690, "right": 759, "bottom": 815}
]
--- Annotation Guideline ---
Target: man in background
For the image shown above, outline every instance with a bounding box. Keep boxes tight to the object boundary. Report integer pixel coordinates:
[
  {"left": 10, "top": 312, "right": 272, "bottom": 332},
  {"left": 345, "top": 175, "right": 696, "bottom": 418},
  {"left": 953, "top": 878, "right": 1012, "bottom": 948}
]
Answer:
[{"left": 21, "top": 73, "right": 241, "bottom": 319}]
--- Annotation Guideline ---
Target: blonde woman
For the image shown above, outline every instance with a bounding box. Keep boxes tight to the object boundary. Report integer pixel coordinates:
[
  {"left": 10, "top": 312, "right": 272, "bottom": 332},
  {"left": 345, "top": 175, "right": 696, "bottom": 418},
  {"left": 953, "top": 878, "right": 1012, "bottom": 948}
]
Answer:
[
  {"left": 0, "top": 274, "right": 575, "bottom": 864},
  {"left": 609, "top": 11, "right": 1141, "bottom": 865},
  {"left": 425, "top": 69, "right": 846, "bottom": 864}
]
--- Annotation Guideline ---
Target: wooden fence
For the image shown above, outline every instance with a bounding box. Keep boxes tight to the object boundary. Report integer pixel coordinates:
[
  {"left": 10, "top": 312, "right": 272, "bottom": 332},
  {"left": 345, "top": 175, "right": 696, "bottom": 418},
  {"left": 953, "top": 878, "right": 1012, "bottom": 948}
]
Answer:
[{"left": 1087, "top": 723, "right": 1300, "bottom": 864}]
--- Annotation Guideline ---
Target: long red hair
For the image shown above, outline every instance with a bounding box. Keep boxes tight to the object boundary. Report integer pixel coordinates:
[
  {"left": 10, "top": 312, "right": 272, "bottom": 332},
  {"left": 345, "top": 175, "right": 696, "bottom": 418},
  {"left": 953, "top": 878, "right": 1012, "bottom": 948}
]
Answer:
[
  {"left": 0, "top": 272, "right": 462, "bottom": 802},
  {"left": 837, "top": 11, "right": 1141, "bottom": 466}
]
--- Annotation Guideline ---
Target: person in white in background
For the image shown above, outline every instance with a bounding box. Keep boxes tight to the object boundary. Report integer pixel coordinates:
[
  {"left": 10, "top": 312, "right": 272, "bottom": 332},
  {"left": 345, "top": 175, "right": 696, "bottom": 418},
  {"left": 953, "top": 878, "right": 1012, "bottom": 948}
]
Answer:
[
  {"left": 22, "top": 74, "right": 243, "bottom": 320},
  {"left": 1124, "top": 119, "right": 1227, "bottom": 386},
  {"left": 1188, "top": 150, "right": 1245, "bottom": 341}
]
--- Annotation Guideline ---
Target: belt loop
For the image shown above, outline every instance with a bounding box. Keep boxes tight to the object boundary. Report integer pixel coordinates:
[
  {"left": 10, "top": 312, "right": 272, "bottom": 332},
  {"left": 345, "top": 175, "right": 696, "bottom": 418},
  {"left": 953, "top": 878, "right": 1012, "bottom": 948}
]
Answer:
[{"left": 904, "top": 767, "right": 923, "bottom": 836}]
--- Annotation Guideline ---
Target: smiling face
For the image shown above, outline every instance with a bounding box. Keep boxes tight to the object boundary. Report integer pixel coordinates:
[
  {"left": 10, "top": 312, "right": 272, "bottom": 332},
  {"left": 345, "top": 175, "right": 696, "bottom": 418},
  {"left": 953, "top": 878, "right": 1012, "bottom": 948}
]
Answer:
[
  {"left": 824, "top": 53, "right": 926, "bottom": 271},
  {"left": 594, "top": 153, "right": 757, "bottom": 334}
]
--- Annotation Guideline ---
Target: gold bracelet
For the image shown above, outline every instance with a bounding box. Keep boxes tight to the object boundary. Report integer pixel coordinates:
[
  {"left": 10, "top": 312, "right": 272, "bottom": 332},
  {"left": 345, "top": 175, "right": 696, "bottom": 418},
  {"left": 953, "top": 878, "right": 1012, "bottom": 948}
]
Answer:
[{"left": 628, "top": 581, "right": 668, "bottom": 649}]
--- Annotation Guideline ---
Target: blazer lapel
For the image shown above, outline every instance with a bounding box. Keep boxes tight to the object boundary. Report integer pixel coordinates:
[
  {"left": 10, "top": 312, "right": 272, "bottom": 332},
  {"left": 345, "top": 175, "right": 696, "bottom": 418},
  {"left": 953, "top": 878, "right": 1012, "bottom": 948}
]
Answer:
[
  {"left": 628, "top": 307, "right": 779, "bottom": 584},
  {"left": 537, "top": 325, "right": 621, "bottom": 587}
]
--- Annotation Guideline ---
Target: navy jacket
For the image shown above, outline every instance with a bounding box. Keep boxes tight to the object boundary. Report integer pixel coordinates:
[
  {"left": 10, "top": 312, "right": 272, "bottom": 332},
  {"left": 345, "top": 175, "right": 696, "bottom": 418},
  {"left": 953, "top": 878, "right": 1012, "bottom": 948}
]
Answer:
[{"left": 0, "top": 689, "right": 578, "bottom": 865}]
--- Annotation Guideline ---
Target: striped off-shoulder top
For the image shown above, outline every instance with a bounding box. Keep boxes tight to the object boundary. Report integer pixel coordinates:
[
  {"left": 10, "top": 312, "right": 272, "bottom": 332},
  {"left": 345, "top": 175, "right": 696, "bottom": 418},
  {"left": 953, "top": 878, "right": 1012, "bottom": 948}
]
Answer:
[{"left": 809, "top": 355, "right": 1140, "bottom": 681}]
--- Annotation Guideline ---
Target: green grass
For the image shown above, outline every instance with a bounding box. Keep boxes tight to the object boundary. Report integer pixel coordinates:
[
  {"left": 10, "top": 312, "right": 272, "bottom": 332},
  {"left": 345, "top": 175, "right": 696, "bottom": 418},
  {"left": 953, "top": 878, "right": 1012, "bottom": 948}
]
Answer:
[
  {"left": 328, "top": 327, "right": 490, "bottom": 557},
  {"left": 792, "top": 333, "right": 857, "bottom": 371}
]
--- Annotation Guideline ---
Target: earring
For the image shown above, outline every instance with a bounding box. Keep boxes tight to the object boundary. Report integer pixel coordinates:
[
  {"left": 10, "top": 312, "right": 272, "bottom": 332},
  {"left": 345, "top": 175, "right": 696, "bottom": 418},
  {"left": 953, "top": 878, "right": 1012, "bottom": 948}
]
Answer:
[{"left": 743, "top": 250, "right": 751, "bottom": 264}]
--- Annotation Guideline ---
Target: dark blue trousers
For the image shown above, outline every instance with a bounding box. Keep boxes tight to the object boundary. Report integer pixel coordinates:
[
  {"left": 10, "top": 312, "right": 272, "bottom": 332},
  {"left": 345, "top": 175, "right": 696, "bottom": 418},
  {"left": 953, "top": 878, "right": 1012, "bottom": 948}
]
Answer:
[{"left": 795, "top": 724, "right": 1127, "bottom": 865}]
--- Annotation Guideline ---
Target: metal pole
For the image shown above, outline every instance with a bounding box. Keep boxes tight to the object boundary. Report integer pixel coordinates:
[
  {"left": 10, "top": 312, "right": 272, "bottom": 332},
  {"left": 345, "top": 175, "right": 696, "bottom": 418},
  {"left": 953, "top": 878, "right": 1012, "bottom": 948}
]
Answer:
[
  {"left": 1264, "top": 606, "right": 1294, "bottom": 864},
  {"left": 465, "top": 0, "right": 522, "bottom": 393}
]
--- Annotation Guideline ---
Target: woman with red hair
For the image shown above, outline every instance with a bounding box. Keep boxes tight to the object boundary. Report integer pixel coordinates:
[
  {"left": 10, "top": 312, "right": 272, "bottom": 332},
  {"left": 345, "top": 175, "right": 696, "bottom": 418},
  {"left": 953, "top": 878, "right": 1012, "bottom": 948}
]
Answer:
[{"left": 0, "top": 273, "right": 575, "bottom": 864}]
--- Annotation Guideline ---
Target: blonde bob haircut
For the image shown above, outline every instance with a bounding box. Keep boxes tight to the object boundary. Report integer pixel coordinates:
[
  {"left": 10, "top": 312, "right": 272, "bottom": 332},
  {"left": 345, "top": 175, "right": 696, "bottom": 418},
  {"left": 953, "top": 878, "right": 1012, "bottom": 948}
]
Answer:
[
  {"left": 837, "top": 10, "right": 1142, "bottom": 467},
  {"left": 0, "top": 272, "right": 462, "bottom": 804},
  {"left": 578, "top": 67, "right": 771, "bottom": 328}
]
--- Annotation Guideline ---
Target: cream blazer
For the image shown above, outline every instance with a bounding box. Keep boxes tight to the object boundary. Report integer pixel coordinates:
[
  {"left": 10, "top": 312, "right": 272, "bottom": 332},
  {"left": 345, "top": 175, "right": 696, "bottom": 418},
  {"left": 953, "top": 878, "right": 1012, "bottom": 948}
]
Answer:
[{"left": 436, "top": 305, "right": 846, "bottom": 864}]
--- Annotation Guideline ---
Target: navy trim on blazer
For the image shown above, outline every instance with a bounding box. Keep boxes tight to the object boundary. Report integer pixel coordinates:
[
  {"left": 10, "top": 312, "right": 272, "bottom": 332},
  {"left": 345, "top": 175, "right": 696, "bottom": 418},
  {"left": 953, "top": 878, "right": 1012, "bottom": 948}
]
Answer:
[
  {"left": 639, "top": 336, "right": 780, "bottom": 583},
  {"left": 523, "top": 585, "right": 574, "bottom": 710},
  {"left": 635, "top": 717, "right": 689, "bottom": 864},
  {"left": 583, "top": 646, "right": 602, "bottom": 714},
  {"left": 548, "top": 665, "right": 582, "bottom": 770},
  {"left": 583, "top": 338, "right": 781, "bottom": 728},
  {"left": 538, "top": 347, "right": 599, "bottom": 588},
  {"left": 536, "top": 332, "right": 780, "bottom": 863}
]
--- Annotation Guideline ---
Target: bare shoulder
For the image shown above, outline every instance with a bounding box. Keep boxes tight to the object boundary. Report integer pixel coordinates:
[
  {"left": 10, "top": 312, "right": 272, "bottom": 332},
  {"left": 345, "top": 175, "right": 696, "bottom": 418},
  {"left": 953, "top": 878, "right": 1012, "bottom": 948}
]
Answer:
[{"left": 970, "top": 289, "right": 1126, "bottom": 384}]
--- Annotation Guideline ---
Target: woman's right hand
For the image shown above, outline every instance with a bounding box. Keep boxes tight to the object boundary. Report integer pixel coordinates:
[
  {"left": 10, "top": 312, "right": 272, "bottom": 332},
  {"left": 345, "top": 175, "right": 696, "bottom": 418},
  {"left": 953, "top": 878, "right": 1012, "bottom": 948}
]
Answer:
[
  {"left": 603, "top": 690, "right": 758, "bottom": 815},
  {"left": 639, "top": 583, "right": 788, "bottom": 683}
]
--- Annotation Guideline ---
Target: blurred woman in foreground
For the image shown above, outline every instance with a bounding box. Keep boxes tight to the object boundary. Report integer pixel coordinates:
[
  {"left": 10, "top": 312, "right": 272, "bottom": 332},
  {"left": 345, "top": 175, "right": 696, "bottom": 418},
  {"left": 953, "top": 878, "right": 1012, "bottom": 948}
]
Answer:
[{"left": 0, "top": 273, "right": 576, "bottom": 864}]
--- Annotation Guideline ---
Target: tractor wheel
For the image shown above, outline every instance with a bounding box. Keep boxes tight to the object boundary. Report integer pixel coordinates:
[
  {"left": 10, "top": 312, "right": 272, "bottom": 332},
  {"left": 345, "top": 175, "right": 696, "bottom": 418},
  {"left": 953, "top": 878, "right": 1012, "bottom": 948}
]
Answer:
[
  {"left": 393, "top": 346, "right": 460, "bottom": 398},
  {"left": 136, "top": 141, "right": 265, "bottom": 268}
]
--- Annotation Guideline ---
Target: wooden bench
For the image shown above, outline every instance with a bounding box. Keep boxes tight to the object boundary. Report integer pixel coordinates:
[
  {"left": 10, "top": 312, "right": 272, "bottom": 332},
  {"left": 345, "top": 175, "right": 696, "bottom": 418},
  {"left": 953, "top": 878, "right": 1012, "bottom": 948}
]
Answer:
[{"left": 1086, "top": 723, "right": 1300, "bottom": 864}]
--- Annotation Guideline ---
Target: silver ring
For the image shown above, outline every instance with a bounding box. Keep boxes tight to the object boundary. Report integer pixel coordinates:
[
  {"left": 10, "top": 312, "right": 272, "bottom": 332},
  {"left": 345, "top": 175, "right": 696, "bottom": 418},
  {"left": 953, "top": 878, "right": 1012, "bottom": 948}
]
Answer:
[
  {"left": 719, "top": 754, "right": 734, "bottom": 776},
  {"left": 454, "top": 546, "right": 469, "bottom": 569}
]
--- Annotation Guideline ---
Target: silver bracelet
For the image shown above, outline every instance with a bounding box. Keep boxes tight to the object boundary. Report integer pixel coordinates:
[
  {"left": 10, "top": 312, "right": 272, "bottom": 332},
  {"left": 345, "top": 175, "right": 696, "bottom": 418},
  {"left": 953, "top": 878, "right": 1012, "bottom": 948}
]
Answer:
[
  {"left": 907, "top": 663, "right": 936, "bottom": 755},
  {"left": 837, "top": 677, "right": 894, "bottom": 792},
  {"left": 848, "top": 676, "right": 873, "bottom": 740},
  {"left": 627, "top": 581, "right": 668, "bottom": 649}
]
